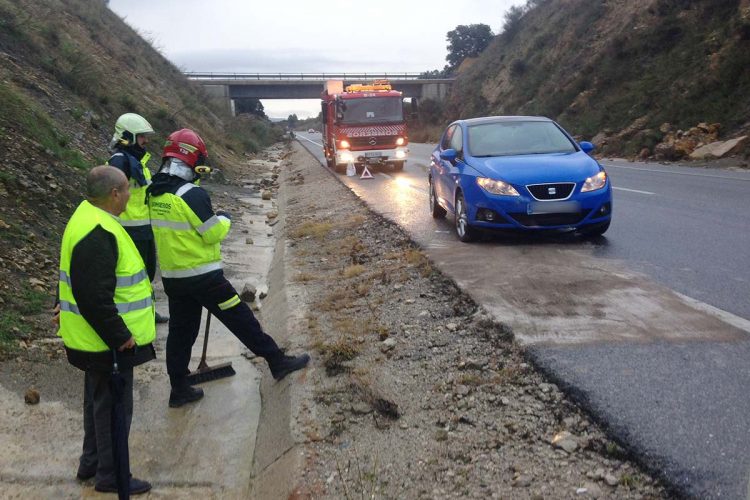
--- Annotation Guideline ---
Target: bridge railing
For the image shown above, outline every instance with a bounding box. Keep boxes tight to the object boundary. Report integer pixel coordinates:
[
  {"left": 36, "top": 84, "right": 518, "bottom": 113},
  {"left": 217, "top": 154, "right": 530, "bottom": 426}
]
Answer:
[{"left": 184, "top": 72, "right": 452, "bottom": 81}]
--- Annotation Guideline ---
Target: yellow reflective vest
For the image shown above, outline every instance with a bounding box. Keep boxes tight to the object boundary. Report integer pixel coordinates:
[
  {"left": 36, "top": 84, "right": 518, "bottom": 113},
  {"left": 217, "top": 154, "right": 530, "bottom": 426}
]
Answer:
[
  {"left": 148, "top": 183, "right": 231, "bottom": 279},
  {"left": 58, "top": 201, "right": 155, "bottom": 352},
  {"left": 109, "top": 151, "right": 152, "bottom": 230}
]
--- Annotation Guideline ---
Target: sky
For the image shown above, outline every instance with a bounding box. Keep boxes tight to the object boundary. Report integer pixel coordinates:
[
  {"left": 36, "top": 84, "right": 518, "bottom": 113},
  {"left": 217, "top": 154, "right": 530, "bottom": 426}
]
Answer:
[{"left": 109, "top": 0, "right": 523, "bottom": 118}]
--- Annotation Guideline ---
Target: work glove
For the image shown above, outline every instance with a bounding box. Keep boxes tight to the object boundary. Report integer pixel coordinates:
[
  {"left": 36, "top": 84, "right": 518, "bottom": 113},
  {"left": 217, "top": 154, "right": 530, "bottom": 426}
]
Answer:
[{"left": 216, "top": 210, "right": 231, "bottom": 220}]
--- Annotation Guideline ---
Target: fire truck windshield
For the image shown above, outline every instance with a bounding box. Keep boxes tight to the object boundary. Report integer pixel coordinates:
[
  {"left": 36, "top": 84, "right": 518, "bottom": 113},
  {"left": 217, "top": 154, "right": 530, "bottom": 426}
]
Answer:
[{"left": 340, "top": 97, "right": 403, "bottom": 124}]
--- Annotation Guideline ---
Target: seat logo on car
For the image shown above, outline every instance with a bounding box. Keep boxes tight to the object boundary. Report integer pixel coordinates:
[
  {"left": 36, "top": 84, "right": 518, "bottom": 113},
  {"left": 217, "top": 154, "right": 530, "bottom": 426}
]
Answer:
[
  {"left": 369, "top": 137, "right": 377, "bottom": 146},
  {"left": 548, "top": 187, "right": 557, "bottom": 195}
]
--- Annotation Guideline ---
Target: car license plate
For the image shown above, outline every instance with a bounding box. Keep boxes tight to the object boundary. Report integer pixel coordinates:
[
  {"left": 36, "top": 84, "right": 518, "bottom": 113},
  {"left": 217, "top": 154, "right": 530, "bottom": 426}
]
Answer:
[
  {"left": 527, "top": 201, "right": 580, "bottom": 215},
  {"left": 364, "top": 152, "right": 382, "bottom": 158}
]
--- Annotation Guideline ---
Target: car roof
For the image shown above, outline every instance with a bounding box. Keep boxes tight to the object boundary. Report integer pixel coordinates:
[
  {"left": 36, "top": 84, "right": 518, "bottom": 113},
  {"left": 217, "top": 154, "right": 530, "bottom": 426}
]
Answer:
[{"left": 456, "top": 116, "right": 552, "bottom": 126}]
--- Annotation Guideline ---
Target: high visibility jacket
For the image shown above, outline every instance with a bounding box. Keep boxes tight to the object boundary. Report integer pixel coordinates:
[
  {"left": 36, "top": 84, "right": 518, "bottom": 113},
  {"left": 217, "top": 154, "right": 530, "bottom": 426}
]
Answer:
[
  {"left": 148, "top": 181, "right": 231, "bottom": 279},
  {"left": 58, "top": 201, "right": 155, "bottom": 352},
  {"left": 108, "top": 150, "right": 152, "bottom": 231}
]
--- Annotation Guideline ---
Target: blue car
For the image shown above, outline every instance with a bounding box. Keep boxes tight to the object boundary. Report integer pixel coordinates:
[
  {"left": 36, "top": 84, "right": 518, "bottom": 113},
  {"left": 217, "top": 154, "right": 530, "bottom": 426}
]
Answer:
[{"left": 429, "top": 116, "right": 612, "bottom": 242}]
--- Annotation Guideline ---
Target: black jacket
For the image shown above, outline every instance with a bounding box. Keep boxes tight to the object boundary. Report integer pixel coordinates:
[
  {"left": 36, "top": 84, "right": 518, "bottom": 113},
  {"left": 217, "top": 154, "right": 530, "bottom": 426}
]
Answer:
[{"left": 64, "top": 225, "right": 155, "bottom": 372}]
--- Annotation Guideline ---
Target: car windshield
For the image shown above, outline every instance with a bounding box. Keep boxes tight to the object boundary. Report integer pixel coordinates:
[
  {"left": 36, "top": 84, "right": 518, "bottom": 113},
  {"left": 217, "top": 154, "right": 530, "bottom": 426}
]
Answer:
[
  {"left": 340, "top": 97, "right": 403, "bottom": 124},
  {"left": 467, "top": 121, "right": 577, "bottom": 157}
]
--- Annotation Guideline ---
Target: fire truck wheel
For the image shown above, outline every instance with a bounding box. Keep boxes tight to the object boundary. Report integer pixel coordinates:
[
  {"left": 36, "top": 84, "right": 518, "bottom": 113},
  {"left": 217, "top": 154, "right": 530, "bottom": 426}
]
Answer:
[
  {"left": 326, "top": 157, "right": 335, "bottom": 169},
  {"left": 392, "top": 161, "right": 404, "bottom": 172}
]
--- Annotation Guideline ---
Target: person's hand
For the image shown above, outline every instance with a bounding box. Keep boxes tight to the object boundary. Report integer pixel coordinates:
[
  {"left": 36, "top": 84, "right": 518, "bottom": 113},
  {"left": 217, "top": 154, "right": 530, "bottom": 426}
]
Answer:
[
  {"left": 216, "top": 210, "right": 231, "bottom": 220},
  {"left": 118, "top": 337, "right": 136, "bottom": 351},
  {"left": 51, "top": 304, "right": 60, "bottom": 327}
]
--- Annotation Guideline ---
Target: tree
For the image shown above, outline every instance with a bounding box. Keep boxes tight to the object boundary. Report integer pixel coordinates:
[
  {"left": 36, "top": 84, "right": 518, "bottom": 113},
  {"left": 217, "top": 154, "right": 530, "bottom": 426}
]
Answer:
[
  {"left": 235, "top": 98, "right": 266, "bottom": 118},
  {"left": 445, "top": 24, "right": 494, "bottom": 74},
  {"left": 287, "top": 113, "right": 299, "bottom": 129}
]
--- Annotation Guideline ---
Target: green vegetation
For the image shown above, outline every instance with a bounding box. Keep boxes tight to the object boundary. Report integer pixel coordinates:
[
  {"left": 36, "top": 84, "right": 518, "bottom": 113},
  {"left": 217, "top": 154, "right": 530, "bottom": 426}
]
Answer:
[
  {"left": 0, "top": 81, "right": 88, "bottom": 169},
  {"left": 0, "top": 311, "right": 22, "bottom": 355}
]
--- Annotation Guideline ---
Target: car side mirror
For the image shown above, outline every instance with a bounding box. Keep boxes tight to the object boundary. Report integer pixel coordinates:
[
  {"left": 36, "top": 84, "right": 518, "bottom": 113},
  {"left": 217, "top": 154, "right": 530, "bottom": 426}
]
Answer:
[
  {"left": 579, "top": 141, "right": 595, "bottom": 154},
  {"left": 440, "top": 148, "right": 458, "bottom": 162}
]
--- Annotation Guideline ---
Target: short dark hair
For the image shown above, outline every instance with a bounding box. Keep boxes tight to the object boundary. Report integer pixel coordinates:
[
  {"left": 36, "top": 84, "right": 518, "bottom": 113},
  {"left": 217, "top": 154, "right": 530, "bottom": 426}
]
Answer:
[{"left": 87, "top": 165, "right": 127, "bottom": 201}]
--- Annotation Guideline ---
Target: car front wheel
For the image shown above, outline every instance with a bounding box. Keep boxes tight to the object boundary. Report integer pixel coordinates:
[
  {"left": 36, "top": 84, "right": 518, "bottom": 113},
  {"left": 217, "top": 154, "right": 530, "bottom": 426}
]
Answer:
[
  {"left": 430, "top": 178, "right": 446, "bottom": 219},
  {"left": 455, "top": 192, "right": 478, "bottom": 242}
]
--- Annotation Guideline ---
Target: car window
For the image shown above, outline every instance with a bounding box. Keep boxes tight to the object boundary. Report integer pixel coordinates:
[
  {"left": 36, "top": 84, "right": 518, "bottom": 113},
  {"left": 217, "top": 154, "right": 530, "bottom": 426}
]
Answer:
[
  {"left": 441, "top": 125, "right": 456, "bottom": 150},
  {"left": 449, "top": 126, "right": 463, "bottom": 152},
  {"left": 467, "top": 121, "right": 577, "bottom": 157}
]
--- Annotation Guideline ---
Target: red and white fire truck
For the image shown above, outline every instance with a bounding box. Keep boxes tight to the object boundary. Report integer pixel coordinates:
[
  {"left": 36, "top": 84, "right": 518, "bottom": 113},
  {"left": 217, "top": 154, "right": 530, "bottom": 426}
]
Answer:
[{"left": 321, "top": 80, "right": 408, "bottom": 173}]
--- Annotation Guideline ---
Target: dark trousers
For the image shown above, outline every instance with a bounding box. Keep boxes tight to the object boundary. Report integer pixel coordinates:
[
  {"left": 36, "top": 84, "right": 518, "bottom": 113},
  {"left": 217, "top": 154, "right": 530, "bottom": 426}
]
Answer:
[
  {"left": 132, "top": 238, "right": 157, "bottom": 283},
  {"left": 79, "top": 368, "right": 134, "bottom": 485},
  {"left": 166, "top": 276, "right": 281, "bottom": 388}
]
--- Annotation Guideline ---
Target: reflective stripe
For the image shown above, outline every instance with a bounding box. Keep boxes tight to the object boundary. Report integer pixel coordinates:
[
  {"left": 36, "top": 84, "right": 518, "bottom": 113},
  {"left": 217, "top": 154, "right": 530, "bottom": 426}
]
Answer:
[
  {"left": 161, "top": 261, "right": 223, "bottom": 278},
  {"left": 151, "top": 219, "right": 192, "bottom": 230},
  {"left": 59, "top": 300, "right": 81, "bottom": 315},
  {"left": 218, "top": 294, "right": 241, "bottom": 311},
  {"left": 60, "top": 297, "right": 153, "bottom": 316},
  {"left": 116, "top": 269, "right": 148, "bottom": 287},
  {"left": 218, "top": 215, "right": 230, "bottom": 224},
  {"left": 119, "top": 219, "right": 151, "bottom": 227},
  {"left": 111, "top": 152, "right": 124, "bottom": 158},
  {"left": 116, "top": 297, "right": 153, "bottom": 314},
  {"left": 60, "top": 269, "right": 146, "bottom": 287},
  {"left": 197, "top": 215, "right": 220, "bottom": 235},
  {"left": 59, "top": 270, "right": 72, "bottom": 287},
  {"left": 176, "top": 184, "right": 196, "bottom": 198}
]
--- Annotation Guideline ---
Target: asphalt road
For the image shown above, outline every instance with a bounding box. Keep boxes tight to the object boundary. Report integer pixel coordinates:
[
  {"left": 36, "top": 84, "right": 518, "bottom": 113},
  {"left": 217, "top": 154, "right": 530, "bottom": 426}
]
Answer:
[{"left": 296, "top": 132, "right": 750, "bottom": 498}]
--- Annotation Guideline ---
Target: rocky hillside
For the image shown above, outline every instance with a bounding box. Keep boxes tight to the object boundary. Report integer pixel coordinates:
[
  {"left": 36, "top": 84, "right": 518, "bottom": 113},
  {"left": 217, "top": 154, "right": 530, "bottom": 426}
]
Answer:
[
  {"left": 0, "top": 0, "right": 281, "bottom": 356},
  {"left": 447, "top": 0, "right": 750, "bottom": 158}
]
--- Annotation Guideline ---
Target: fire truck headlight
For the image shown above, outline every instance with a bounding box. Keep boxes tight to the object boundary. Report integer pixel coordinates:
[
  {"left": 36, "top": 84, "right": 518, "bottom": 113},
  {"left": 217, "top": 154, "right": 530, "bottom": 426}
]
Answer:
[
  {"left": 395, "top": 150, "right": 406, "bottom": 159},
  {"left": 396, "top": 137, "right": 405, "bottom": 146},
  {"left": 339, "top": 139, "right": 350, "bottom": 149}
]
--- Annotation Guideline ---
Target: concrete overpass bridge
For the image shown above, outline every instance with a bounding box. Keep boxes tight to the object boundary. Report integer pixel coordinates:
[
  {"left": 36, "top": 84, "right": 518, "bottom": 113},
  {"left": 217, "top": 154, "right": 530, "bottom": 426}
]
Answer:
[{"left": 186, "top": 72, "right": 454, "bottom": 115}]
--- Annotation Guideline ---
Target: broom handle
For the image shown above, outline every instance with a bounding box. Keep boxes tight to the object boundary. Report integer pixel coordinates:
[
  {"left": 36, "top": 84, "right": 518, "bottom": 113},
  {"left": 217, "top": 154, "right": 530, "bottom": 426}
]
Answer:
[{"left": 198, "top": 310, "right": 211, "bottom": 370}]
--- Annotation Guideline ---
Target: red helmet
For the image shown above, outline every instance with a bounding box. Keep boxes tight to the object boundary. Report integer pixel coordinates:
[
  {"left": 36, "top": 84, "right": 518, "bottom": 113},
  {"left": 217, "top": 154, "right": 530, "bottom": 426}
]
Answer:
[{"left": 162, "top": 128, "right": 208, "bottom": 168}]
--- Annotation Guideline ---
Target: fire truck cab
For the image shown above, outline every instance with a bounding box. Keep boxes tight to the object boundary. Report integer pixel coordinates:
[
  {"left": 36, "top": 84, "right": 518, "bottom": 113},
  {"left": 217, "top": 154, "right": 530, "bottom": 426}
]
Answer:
[{"left": 321, "top": 80, "right": 408, "bottom": 173}]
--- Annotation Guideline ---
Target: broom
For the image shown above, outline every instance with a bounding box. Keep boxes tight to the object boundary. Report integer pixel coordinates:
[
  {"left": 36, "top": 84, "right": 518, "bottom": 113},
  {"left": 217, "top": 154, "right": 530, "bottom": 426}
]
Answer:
[{"left": 186, "top": 310, "right": 236, "bottom": 385}]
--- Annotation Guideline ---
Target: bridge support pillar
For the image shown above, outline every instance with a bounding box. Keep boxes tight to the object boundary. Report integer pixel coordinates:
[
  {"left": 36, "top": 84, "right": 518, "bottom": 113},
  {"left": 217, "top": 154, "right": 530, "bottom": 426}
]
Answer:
[{"left": 202, "top": 84, "right": 235, "bottom": 116}]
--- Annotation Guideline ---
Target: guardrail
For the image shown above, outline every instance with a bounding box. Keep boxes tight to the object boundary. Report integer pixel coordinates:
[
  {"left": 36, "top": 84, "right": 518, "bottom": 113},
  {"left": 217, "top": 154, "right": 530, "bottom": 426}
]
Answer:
[{"left": 184, "top": 72, "right": 453, "bottom": 81}]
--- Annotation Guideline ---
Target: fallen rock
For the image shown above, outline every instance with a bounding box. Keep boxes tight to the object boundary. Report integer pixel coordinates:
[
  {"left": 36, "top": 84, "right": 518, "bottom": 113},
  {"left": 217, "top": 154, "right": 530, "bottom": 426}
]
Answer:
[
  {"left": 261, "top": 190, "right": 272, "bottom": 200},
  {"left": 689, "top": 136, "right": 748, "bottom": 160},
  {"left": 552, "top": 430, "right": 579, "bottom": 453},
  {"left": 24, "top": 388, "right": 40, "bottom": 405}
]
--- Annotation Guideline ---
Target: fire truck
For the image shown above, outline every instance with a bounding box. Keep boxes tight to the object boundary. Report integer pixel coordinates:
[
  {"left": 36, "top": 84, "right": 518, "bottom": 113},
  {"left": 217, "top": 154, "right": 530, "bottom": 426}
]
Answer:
[{"left": 321, "top": 80, "right": 408, "bottom": 173}]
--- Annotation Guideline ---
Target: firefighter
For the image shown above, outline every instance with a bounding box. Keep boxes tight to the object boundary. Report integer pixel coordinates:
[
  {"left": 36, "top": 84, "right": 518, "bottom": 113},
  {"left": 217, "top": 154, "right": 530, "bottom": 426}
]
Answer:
[
  {"left": 108, "top": 113, "right": 168, "bottom": 324},
  {"left": 58, "top": 166, "right": 154, "bottom": 494},
  {"left": 146, "top": 129, "right": 309, "bottom": 407}
]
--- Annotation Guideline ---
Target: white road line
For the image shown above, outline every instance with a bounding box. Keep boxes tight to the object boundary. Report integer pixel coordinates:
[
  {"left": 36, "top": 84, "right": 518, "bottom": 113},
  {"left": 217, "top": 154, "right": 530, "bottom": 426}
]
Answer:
[
  {"left": 297, "top": 136, "right": 323, "bottom": 148},
  {"left": 605, "top": 162, "right": 750, "bottom": 181},
  {"left": 613, "top": 187, "right": 656, "bottom": 195},
  {"left": 675, "top": 292, "right": 750, "bottom": 336}
]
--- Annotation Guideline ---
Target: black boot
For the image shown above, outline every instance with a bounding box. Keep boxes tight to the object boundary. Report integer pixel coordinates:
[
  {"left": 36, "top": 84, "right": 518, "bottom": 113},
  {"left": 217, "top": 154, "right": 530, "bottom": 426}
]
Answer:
[
  {"left": 269, "top": 352, "right": 310, "bottom": 381},
  {"left": 155, "top": 311, "right": 169, "bottom": 324},
  {"left": 169, "top": 384, "right": 204, "bottom": 408}
]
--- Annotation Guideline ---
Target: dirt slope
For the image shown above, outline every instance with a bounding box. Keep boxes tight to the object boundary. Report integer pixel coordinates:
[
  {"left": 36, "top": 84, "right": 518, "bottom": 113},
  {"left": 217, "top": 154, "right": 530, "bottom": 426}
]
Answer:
[
  {"left": 447, "top": 0, "right": 750, "bottom": 156},
  {"left": 0, "top": 0, "right": 281, "bottom": 356}
]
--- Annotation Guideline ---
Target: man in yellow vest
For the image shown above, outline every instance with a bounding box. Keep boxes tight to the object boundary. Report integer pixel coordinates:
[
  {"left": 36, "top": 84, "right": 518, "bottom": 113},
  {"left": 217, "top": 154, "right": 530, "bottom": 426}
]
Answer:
[
  {"left": 108, "top": 113, "right": 168, "bottom": 323},
  {"left": 147, "top": 129, "right": 309, "bottom": 407},
  {"left": 58, "top": 166, "right": 155, "bottom": 494}
]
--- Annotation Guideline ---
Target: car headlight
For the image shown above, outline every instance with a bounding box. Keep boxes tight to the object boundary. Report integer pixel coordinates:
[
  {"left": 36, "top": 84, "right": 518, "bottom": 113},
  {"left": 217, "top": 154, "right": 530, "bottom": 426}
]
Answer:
[
  {"left": 339, "top": 139, "right": 350, "bottom": 149},
  {"left": 476, "top": 177, "right": 520, "bottom": 196},
  {"left": 396, "top": 137, "right": 405, "bottom": 146},
  {"left": 581, "top": 171, "right": 607, "bottom": 192}
]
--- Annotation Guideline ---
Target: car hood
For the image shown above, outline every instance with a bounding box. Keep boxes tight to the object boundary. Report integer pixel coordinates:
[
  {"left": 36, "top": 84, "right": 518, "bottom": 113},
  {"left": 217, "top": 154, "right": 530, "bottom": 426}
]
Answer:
[{"left": 469, "top": 152, "right": 600, "bottom": 185}]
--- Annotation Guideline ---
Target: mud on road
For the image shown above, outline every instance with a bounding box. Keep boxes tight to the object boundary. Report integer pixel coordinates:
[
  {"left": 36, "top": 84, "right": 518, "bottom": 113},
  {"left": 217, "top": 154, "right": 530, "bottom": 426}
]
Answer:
[{"left": 282, "top": 143, "right": 666, "bottom": 499}]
